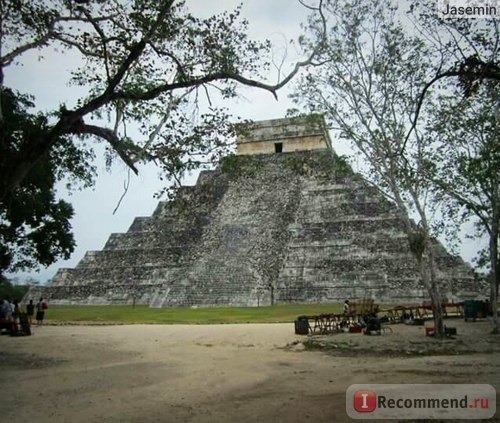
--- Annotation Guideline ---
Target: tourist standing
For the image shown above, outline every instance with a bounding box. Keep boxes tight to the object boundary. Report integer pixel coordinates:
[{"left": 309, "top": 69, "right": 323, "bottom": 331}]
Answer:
[
  {"left": 0, "top": 299, "right": 9, "bottom": 319},
  {"left": 36, "top": 298, "right": 46, "bottom": 326},
  {"left": 26, "top": 300, "right": 35, "bottom": 326},
  {"left": 4, "top": 299, "right": 13, "bottom": 321},
  {"left": 9, "top": 300, "right": 22, "bottom": 334},
  {"left": 343, "top": 300, "right": 351, "bottom": 316},
  {"left": 13, "top": 300, "right": 22, "bottom": 319}
]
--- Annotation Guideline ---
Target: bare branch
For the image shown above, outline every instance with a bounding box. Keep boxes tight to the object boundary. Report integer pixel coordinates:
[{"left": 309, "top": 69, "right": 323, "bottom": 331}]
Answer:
[
  {"left": 112, "top": 168, "right": 131, "bottom": 215},
  {"left": 298, "top": 0, "right": 320, "bottom": 11},
  {"left": 402, "top": 69, "right": 461, "bottom": 154},
  {"left": 113, "top": 100, "right": 124, "bottom": 135},
  {"left": 149, "top": 43, "right": 187, "bottom": 80}
]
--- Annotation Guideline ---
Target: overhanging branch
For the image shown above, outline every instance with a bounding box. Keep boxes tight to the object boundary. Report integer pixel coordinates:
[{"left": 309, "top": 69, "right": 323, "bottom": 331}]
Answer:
[
  {"left": 69, "top": 123, "right": 139, "bottom": 174},
  {"left": 401, "top": 70, "right": 461, "bottom": 155},
  {"left": 112, "top": 0, "right": 326, "bottom": 102},
  {"left": 402, "top": 61, "right": 500, "bottom": 155}
]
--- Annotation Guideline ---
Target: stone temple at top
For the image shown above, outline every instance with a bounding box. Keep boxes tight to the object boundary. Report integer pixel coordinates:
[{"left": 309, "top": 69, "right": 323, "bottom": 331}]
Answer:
[
  {"left": 26, "top": 116, "right": 479, "bottom": 306},
  {"left": 235, "top": 116, "right": 332, "bottom": 155}
]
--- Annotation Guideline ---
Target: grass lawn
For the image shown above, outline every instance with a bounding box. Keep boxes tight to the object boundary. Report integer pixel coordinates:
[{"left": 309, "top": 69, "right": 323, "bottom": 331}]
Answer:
[{"left": 44, "top": 303, "right": 344, "bottom": 325}]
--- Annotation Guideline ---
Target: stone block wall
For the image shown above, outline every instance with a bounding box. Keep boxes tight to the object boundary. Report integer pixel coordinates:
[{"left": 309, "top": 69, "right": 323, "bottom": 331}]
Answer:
[
  {"left": 236, "top": 115, "right": 332, "bottom": 155},
  {"left": 26, "top": 171, "right": 231, "bottom": 305}
]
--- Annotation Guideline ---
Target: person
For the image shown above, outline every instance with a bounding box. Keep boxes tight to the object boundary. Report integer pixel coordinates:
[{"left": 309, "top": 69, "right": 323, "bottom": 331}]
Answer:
[
  {"left": 364, "top": 313, "right": 381, "bottom": 335},
  {"left": 0, "top": 299, "right": 8, "bottom": 319},
  {"left": 36, "top": 297, "right": 46, "bottom": 326},
  {"left": 343, "top": 300, "right": 351, "bottom": 316},
  {"left": 4, "top": 299, "right": 13, "bottom": 321},
  {"left": 26, "top": 300, "right": 35, "bottom": 326},
  {"left": 0, "top": 299, "right": 10, "bottom": 332},
  {"left": 8, "top": 300, "right": 22, "bottom": 335},
  {"left": 13, "top": 300, "right": 22, "bottom": 319}
]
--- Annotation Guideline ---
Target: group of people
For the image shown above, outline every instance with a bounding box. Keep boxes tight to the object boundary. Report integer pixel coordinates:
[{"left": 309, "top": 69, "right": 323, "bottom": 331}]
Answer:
[
  {"left": 0, "top": 297, "right": 48, "bottom": 334},
  {"left": 343, "top": 299, "right": 381, "bottom": 335}
]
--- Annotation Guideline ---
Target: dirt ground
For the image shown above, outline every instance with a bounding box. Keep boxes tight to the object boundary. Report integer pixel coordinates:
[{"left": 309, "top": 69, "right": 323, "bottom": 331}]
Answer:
[{"left": 1, "top": 319, "right": 499, "bottom": 423}]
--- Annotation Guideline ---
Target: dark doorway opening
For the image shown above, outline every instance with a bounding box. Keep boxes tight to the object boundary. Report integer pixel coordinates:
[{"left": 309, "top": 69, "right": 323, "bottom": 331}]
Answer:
[{"left": 274, "top": 142, "right": 283, "bottom": 153}]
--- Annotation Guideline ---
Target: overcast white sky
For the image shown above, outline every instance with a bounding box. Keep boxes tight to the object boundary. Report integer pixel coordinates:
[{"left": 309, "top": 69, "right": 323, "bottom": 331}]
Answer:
[{"left": 5, "top": 0, "right": 484, "bottom": 283}]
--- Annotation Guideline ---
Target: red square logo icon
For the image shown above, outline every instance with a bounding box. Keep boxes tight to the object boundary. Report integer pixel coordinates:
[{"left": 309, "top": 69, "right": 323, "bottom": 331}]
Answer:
[{"left": 353, "top": 390, "right": 377, "bottom": 413}]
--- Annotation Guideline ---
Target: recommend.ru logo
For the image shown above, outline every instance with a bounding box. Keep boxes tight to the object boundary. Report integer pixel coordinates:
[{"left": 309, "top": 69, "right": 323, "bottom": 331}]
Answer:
[{"left": 346, "top": 384, "right": 496, "bottom": 419}]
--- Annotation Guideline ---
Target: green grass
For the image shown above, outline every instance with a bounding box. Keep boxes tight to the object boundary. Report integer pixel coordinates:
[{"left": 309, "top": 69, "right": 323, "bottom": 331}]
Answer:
[{"left": 44, "top": 303, "right": 343, "bottom": 325}]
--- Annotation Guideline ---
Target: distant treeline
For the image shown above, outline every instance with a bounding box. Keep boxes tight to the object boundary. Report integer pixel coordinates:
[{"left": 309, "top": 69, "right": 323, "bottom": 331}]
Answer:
[{"left": 0, "top": 277, "right": 30, "bottom": 301}]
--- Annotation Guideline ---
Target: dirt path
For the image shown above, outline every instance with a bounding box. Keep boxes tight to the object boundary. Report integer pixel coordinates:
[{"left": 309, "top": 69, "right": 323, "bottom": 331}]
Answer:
[{"left": 1, "top": 321, "right": 499, "bottom": 422}]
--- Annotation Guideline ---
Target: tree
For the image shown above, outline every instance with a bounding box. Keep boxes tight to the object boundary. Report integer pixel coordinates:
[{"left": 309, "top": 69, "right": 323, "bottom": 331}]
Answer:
[
  {"left": 405, "top": 0, "right": 500, "bottom": 143},
  {"left": 405, "top": 0, "right": 499, "bottom": 330},
  {"left": 0, "top": 0, "right": 324, "bottom": 274},
  {"left": 292, "top": 0, "right": 450, "bottom": 337},
  {"left": 0, "top": 87, "right": 95, "bottom": 274},
  {"left": 0, "top": 275, "right": 31, "bottom": 300},
  {"left": 427, "top": 82, "right": 500, "bottom": 332},
  {"left": 0, "top": 0, "right": 322, "bottom": 199}
]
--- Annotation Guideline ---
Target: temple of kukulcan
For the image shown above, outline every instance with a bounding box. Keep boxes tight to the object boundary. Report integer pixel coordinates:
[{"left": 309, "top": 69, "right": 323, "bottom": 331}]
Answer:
[{"left": 26, "top": 116, "right": 480, "bottom": 307}]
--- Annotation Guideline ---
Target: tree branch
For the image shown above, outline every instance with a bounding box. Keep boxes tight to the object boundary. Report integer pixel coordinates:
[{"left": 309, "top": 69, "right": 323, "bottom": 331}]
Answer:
[
  {"left": 2, "top": 33, "right": 53, "bottom": 66},
  {"left": 402, "top": 62, "right": 500, "bottom": 155},
  {"left": 401, "top": 69, "right": 461, "bottom": 154},
  {"left": 112, "top": 168, "right": 131, "bottom": 215},
  {"left": 68, "top": 123, "right": 139, "bottom": 174},
  {"left": 81, "top": 9, "right": 111, "bottom": 81},
  {"left": 1, "top": 14, "right": 117, "bottom": 66}
]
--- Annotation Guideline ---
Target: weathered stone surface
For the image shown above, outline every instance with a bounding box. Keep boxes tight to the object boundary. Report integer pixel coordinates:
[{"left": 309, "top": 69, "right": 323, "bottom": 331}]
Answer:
[
  {"left": 236, "top": 115, "right": 332, "bottom": 155},
  {"left": 25, "top": 119, "right": 480, "bottom": 307}
]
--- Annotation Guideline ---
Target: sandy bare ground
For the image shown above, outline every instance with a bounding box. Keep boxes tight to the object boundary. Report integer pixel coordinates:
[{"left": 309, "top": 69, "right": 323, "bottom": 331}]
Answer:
[{"left": 1, "top": 320, "right": 500, "bottom": 423}]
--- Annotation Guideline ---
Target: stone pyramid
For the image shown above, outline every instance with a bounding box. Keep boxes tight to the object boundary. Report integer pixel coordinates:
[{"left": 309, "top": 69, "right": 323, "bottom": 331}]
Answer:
[{"left": 27, "top": 116, "right": 479, "bottom": 306}]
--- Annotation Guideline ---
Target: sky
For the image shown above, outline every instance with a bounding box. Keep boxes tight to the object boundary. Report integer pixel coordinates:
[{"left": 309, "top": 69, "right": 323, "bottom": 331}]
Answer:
[{"left": 5, "top": 0, "right": 485, "bottom": 283}]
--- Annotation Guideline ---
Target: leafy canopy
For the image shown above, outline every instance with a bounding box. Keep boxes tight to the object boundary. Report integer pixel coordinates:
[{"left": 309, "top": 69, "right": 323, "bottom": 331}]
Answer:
[{"left": 0, "top": 88, "right": 96, "bottom": 273}]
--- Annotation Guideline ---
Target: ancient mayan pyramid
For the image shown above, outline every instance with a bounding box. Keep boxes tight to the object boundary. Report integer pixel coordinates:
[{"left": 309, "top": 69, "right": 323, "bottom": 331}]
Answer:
[{"left": 27, "top": 116, "right": 479, "bottom": 306}]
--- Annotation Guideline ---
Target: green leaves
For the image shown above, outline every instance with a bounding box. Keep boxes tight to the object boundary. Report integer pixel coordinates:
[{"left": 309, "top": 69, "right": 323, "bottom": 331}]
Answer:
[
  {"left": 0, "top": 88, "right": 95, "bottom": 273},
  {"left": 293, "top": 0, "right": 431, "bottom": 200},
  {"left": 429, "top": 81, "right": 499, "bottom": 245}
]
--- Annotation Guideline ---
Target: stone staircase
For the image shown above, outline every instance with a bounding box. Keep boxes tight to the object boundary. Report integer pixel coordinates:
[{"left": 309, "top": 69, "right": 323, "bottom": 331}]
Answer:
[
  {"left": 275, "top": 175, "right": 475, "bottom": 304},
  {"left": 26, "top": 150, "right": 479, "bottom": 306}
]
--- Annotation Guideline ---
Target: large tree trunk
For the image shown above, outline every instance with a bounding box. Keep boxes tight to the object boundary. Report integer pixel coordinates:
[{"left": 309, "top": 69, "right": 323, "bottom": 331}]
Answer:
[
  {"left": 398, "top": 187, "right": 446, "bottom": 339},
  {"left": 489, "top": 213, "right": 499, "bottom": 334},
  {"left": 425, "top": 240, "right": 445, "bottom": 339},
  {"left": 411, "top": 235, "right": 445, "bottom": 339},
  {"left": 0, "top": 124, "right": 69, "bottom": 202}
]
